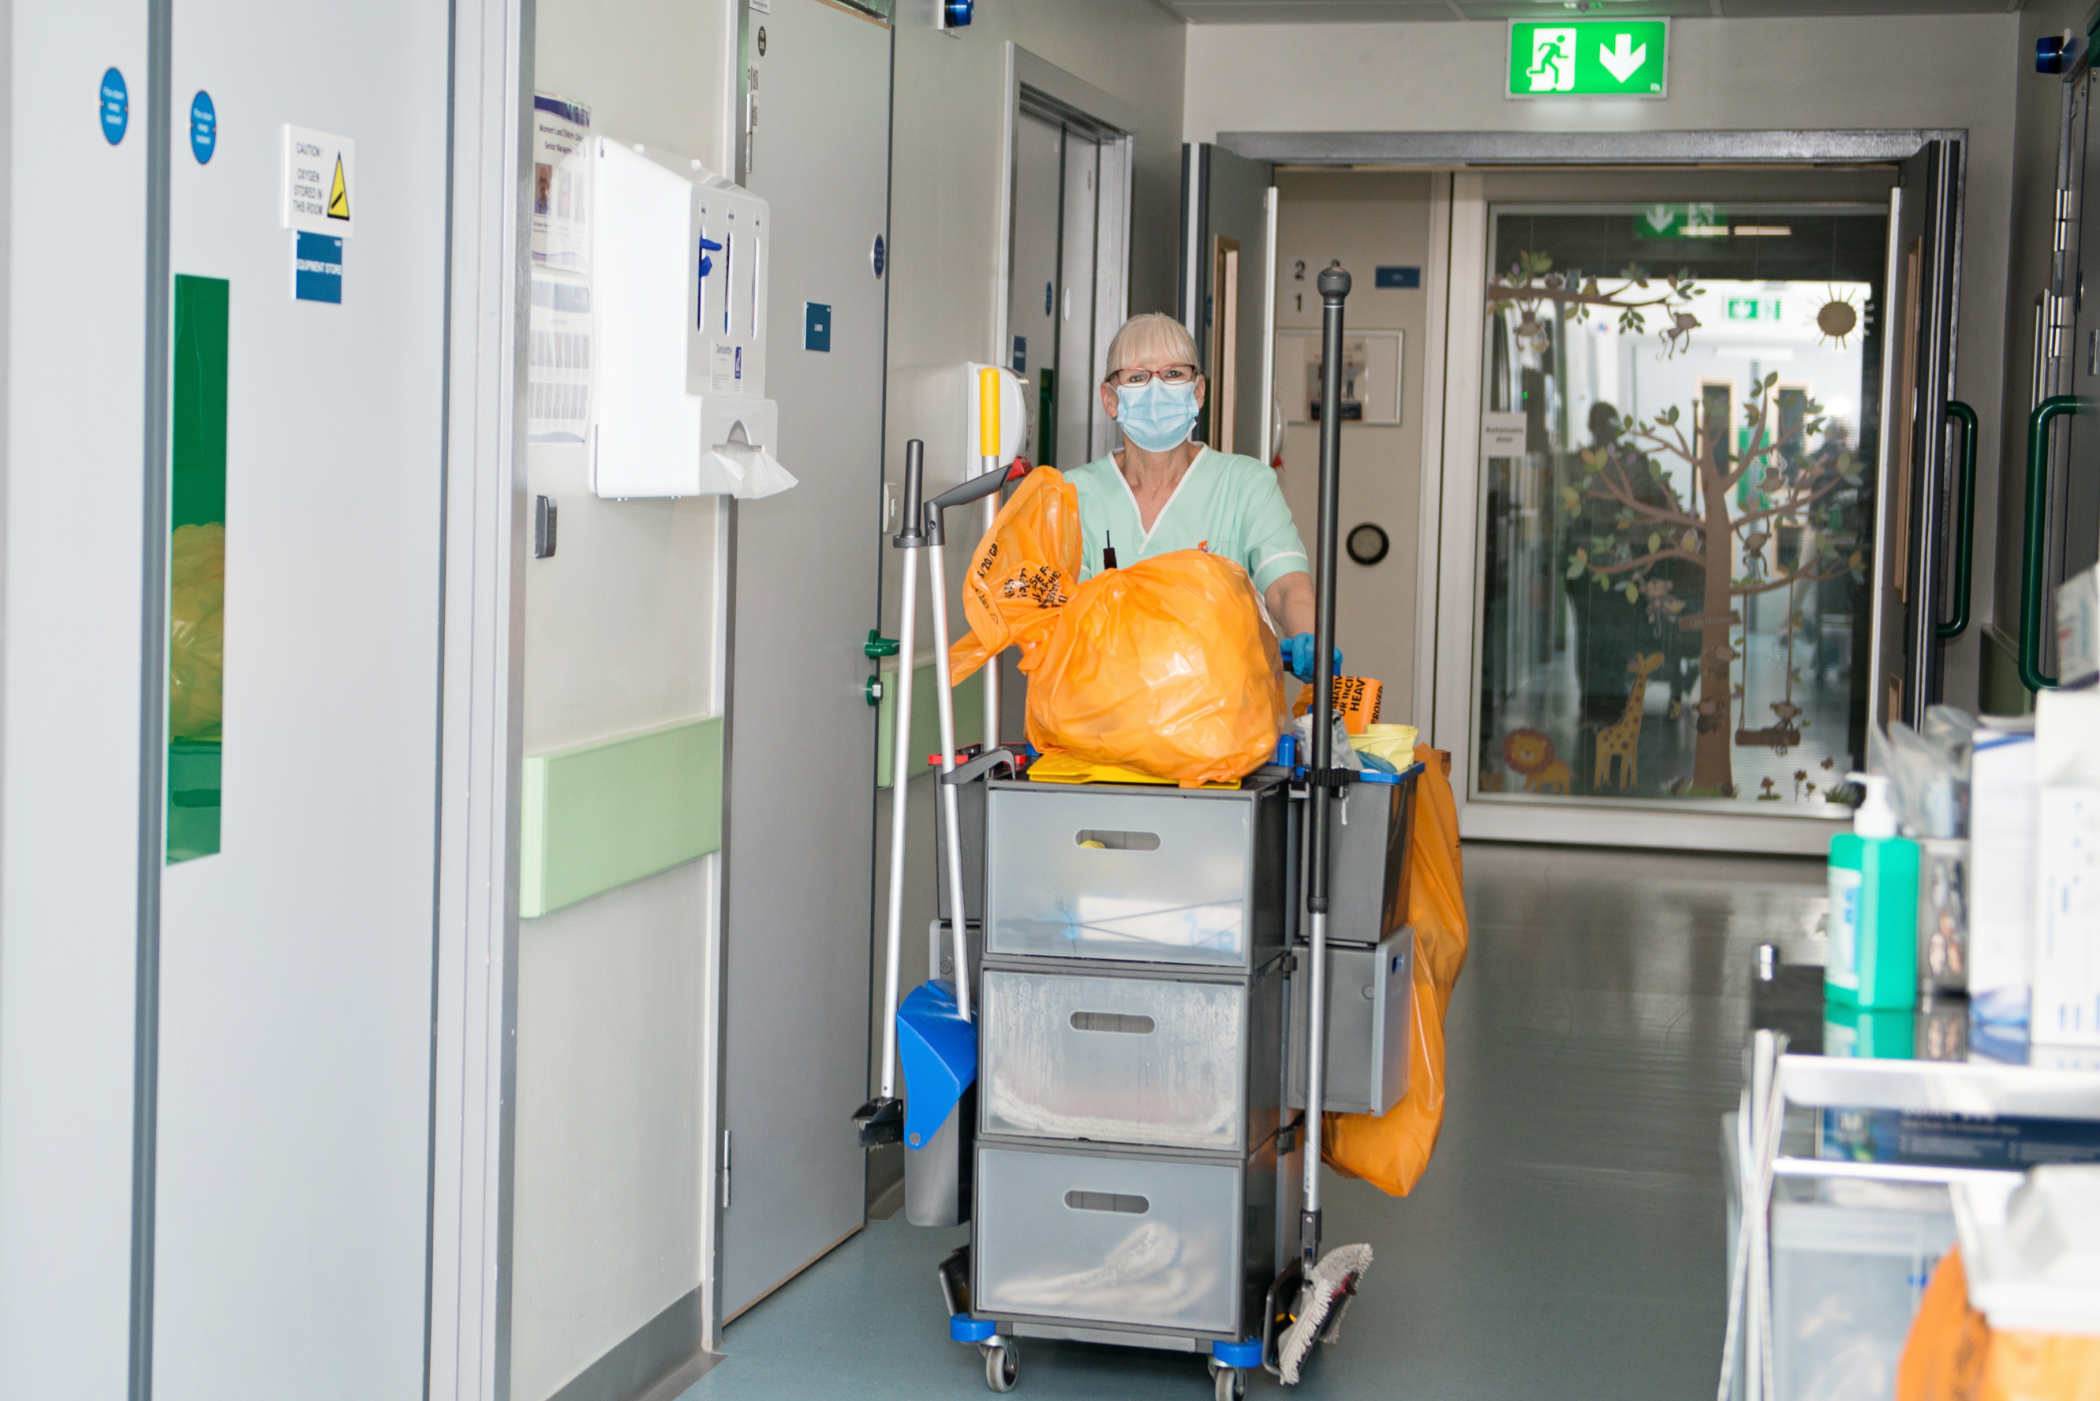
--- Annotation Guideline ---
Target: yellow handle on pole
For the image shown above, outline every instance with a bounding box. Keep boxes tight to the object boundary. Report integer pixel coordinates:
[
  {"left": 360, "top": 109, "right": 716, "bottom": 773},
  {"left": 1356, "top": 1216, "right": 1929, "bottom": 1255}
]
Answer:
[{"left": 978, "top": 366, "right": 1001, "bottom": 461}]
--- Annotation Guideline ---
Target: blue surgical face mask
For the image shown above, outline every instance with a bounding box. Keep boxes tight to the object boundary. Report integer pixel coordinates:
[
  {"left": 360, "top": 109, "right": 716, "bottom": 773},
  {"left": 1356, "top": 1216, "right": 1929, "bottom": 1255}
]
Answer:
[{"left": 1115, "top": 379, "right": 1200, "bottom": 452}]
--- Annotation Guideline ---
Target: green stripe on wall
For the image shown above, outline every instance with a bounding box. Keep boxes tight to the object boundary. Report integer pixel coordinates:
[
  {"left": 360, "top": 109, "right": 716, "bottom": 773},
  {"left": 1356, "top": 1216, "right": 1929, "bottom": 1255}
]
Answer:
[
  {"left": 167, "top": 274, "right": 229, "bottom": 864},
  {"left": 873, "top": 659, "right": 983, "bottom": 790},
  {"left": 520, "top": 715, "right": 724, "bottom": 918}
]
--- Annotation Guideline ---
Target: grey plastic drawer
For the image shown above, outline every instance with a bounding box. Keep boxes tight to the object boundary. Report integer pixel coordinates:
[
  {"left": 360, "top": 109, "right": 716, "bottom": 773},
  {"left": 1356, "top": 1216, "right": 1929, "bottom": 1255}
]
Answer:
[
  {"left": 985, "top": 781, "right": 1283, "bottom": 968},
  {"left": 973, "top": 1144, "right": 1242, "bottom": 1335},
  {"left": 980, "top": 969, "right": 1249, "bottom": 1151}
]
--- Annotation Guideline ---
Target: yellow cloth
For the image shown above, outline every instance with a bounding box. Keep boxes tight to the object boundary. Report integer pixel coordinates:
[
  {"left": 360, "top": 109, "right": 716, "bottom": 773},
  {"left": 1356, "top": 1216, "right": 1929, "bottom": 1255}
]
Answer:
[
  {"left": 1026, "top": 751, "right": 1240, "bottom": 789},
  {"left": 1351, "top": 724, "right": 1419, "bottom": 767}
]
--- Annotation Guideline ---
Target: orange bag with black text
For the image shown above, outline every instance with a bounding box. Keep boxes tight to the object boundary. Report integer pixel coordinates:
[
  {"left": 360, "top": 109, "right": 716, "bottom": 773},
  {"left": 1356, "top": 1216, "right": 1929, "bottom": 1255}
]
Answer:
[
  {"left": 946, "top": 466, "right": 1083, "bottom": 685},
  {"left": 1322, "top": 746, "right": 1468, "bottom": 1196}
]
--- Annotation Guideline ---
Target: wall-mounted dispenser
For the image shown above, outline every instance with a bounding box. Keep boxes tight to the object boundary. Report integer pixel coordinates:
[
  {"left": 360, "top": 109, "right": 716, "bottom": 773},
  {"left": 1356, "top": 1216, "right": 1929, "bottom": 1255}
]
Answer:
[
  {"left": 963, "top": 362, "right": 1027, "bottom": 471},
  {"left": 591, "top": 138, "right": 794, "bottom": 499}
]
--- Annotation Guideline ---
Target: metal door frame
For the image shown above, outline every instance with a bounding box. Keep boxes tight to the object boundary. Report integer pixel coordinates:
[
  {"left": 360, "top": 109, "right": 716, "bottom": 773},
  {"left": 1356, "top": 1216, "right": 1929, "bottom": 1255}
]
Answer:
[{"left": 1218, "top": 130, "right": 1965, "bottom": 854}]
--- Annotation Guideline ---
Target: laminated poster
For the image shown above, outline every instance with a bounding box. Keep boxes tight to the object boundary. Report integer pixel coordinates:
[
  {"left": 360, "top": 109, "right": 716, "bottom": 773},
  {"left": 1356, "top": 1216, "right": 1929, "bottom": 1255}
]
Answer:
[{"left": 529, "top": 94, "right": 592, "bottom": 443}]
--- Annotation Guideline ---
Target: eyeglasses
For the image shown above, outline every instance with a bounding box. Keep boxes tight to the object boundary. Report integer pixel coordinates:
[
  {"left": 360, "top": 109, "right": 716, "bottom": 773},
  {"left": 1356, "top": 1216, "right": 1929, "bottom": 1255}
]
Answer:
[{"left": 1106, "top": 364, "right": 1199, "bottom": 388}]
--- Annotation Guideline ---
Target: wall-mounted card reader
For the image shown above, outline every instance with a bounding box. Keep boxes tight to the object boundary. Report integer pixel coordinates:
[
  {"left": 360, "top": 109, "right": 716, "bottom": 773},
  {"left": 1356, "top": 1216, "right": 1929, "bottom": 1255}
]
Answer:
[{"left": 590, "top": 138, "right": 794, "bottom": 499}]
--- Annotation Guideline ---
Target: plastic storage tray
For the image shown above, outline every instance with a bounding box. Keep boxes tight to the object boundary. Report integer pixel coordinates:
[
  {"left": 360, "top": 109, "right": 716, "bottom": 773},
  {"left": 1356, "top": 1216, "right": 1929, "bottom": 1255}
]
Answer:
[
  {"left": 973, "top": 1143, "right": 1246, "bottom": 1336},
  {"left": 979, "top": 963, "right": 1280, "bottom": 1153},
  {"left": 1770, "top": 1181, "right": 1954, "bottom": 1401},
  {"left": 1302, "top": 766, "right": 1418, "bottom": 947},
  {"left": 984, "top": 777, "right": 1286, "bottom": 969},
  {"left": 1287, "top": 926, "right": 1414, "bottom": 1116}
]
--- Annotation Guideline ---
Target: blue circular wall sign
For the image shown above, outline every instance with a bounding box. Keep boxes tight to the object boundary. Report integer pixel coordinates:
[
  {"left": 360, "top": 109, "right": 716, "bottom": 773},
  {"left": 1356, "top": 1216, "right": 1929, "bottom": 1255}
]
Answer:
[
  {"left": 190, "top": 91, "right": 217, "bottom": 163},
  {"left": 871, "top": 234, "right": 886, "bottom": 279},
  {"left": 100, "top": 68, "right": 128, "bottom": 145}
]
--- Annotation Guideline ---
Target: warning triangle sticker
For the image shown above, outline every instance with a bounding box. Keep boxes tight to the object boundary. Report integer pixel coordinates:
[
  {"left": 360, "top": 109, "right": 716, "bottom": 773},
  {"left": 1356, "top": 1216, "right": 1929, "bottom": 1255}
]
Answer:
[{"left": 327, "top": 155, "right": 350, "bottom": 221}]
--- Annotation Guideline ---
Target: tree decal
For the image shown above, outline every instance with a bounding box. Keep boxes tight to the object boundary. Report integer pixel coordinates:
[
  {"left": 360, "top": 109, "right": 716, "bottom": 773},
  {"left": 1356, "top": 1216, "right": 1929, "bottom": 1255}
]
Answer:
[
  {"left": 1562, "top": 374, "right": 1867, "bottom": 797},
  {"left": 1487, "top": 250, "right": 1702, "bottom": 357}
]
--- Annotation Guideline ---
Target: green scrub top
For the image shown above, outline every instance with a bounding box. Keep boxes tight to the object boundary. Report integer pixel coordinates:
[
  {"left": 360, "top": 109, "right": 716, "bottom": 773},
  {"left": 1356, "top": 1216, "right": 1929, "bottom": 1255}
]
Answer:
[{"left": 1065, "top": 446, "right": 1310, "bottom": 595}]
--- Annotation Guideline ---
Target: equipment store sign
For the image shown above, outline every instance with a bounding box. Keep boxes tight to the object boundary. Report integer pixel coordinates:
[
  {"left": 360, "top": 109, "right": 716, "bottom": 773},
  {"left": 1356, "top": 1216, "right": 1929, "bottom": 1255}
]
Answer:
[{"left": 1508, "top": 19, "right": 1668, "bottom": 99}]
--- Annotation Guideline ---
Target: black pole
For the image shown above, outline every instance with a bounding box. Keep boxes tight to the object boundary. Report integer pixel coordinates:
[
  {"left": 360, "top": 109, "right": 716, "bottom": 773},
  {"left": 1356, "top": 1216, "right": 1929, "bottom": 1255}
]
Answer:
[{"left": 1306, "top": 266, "right": 1350, "bottom": 917}]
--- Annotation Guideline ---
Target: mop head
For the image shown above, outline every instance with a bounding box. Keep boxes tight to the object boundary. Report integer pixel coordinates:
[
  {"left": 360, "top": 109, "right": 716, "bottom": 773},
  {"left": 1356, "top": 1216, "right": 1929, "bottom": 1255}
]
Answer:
[{"left": 1276, "top": 1244, "right": 1373, "bottom": 1385}]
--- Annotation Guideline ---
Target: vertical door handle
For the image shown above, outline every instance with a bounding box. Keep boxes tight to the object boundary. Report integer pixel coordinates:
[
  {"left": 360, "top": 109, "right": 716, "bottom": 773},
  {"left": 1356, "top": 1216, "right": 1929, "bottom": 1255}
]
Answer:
[
  {"left": 1937, "top": 401, "right": 1977, "bottom": 640},
  {"left": 2022, "top": 395, "right": 2083, "bottom": 690}
]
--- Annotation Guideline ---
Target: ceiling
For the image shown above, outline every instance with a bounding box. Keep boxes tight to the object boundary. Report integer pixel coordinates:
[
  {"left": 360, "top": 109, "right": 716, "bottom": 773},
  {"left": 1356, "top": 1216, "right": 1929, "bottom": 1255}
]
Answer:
[{"left": 1163, "top": 0, "right": 2023, "bottom": 21}]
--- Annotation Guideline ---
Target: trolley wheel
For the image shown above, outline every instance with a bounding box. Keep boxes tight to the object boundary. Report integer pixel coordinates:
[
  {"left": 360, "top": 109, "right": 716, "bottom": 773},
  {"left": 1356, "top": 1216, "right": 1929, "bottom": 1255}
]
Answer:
[
  {"left": 982, "top": 1341, "right": 1018, "bottom": 1393},
  {"left": 1212, "top": 1363, "right": 1245, "bottom": 1401}
]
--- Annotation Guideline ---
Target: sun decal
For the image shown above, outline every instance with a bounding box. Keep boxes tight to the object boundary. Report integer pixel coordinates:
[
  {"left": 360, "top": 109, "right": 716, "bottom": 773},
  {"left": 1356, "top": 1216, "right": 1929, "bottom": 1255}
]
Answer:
[{"left": 1815, "top": 287, "right": 1862, "bottom": 347}]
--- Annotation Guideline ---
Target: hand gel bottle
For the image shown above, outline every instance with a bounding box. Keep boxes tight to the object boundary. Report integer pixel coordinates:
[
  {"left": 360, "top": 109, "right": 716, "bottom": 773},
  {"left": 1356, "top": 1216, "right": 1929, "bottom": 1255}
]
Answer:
[{"left": 1826, "top": 773, "right": 1920, "bottom": 1010}]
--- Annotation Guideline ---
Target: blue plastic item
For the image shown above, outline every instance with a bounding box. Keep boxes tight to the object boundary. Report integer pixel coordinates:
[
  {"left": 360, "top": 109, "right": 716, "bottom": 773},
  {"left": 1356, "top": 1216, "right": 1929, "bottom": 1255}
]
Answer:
[
  {"left": 897, "top": 979, "right": 976, "bottom": 1150},
  {"left": 1210, "top": 1338, "right": 1263, "bottom": 1369},
  {"left": 1354, "top": 761, "right": 1424, "bottom": 786},
  {"left": 951, "top": 1313, "right": 998, "bottom": 1343},
  {"left": 1280, "top": 633, "right": 1343, "bottom": 683},
  {"left": 1274, "top": 733, "right": 1297, "bottom": 768}
]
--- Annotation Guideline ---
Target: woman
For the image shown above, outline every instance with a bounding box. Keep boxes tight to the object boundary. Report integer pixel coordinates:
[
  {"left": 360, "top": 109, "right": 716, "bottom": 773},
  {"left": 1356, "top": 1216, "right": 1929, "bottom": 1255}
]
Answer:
[{"left": 1068, "top": 312, "right": 1335, "bottom": 681}]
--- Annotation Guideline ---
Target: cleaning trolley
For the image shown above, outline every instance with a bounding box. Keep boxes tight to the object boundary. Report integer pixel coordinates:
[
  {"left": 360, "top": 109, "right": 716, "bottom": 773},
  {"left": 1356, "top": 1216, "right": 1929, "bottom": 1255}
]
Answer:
[{"left": 861, "top": 271, "right": 1411, "bottom": 1395}]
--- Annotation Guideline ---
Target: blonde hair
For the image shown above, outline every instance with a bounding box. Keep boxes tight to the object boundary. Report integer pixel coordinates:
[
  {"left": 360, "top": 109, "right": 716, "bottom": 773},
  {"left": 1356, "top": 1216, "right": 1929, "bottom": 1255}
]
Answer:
[{"left": 1103, "top": 312, "right": 1200, "bottom": 380}]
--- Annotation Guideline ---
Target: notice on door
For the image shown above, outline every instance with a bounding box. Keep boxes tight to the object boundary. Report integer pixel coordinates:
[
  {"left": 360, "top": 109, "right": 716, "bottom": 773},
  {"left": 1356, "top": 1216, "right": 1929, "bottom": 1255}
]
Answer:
[
  {"left": 1481, "top": 411, "right": 1528, "bottom": 456},
  {"left": 282, "top": 125, "right": 355, "bottom": 238},
  {"left": 532, "top": 94, "right": 591, "bottom": 274}
]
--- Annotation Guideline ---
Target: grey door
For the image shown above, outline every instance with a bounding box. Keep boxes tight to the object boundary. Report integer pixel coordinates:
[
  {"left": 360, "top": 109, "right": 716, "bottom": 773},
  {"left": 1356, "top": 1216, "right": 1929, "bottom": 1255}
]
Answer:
[
  {"left": 722, "top": 0, "right": 891, "bottom": 1319},
  {"left": 2043, "top": 76, "right": 2100, "bottom": 683},
  {"left": 1874, "top": 137, "right": 1965, "bottom": 724},
  {"left": 1181, "top": 143, "right": 1273, "bottom": 459},
  {"left": 1009, "top": 113, "right": 1063, "bottom": 464}
]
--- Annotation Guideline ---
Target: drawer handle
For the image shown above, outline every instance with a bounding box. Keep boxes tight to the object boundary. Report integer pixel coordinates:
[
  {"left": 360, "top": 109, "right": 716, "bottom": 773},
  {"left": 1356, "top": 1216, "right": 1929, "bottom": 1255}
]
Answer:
[
  {"left": 1064, "top": 1190, "right": 1150, "bottom": 1214},
  {"left": 1075, "top": 829, "right": 1160, "bottom": 851},
  {"left": 1069, "top": 1011, "right": 1155, "bottom": 1035}
]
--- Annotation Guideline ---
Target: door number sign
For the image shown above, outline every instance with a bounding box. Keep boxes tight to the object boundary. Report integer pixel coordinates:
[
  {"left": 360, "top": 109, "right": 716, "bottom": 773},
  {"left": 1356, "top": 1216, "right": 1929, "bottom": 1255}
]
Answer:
[{"left": 1508, "top": 20, "right": 1668, "bottom": 99}]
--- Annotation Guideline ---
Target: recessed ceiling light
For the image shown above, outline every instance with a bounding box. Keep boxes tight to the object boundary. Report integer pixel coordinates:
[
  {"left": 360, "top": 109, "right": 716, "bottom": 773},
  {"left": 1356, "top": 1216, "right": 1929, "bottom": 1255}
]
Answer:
[{"left": 1733, "top": 225, "right": 1791, "bottom": 237}]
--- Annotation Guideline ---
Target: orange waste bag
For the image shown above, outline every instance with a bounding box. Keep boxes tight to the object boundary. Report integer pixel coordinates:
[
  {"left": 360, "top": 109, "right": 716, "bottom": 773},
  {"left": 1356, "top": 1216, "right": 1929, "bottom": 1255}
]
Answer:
[
  {"left": 1023, "top": 550, "right": 1287, "bottom": 787},
  {"left": 947, "top": 466, "right": 1083, "bottom": 685},
  {"left": 1322, "top": 745, "right": 1468, "bottom": 1195},
  {"left": 1899, "top": 1248, "right": 2100, "bottom": 1401},
  {"left": 949, "top": 470, "right": 1286, "bottom": 787}
]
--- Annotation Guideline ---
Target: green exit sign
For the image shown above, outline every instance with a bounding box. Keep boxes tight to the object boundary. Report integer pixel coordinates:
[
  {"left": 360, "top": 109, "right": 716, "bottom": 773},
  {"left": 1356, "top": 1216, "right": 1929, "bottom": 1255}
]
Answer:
[
  {"left": 1727, "top": 298, "right": 1782, "bottom": 321},
  {"left": 1508, "top": 19, "right": 1669, "bottom": 99}
]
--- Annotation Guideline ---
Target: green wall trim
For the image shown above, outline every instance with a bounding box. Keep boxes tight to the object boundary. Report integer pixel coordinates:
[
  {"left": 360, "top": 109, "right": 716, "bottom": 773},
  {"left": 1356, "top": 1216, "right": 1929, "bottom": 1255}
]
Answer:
[
  {"left": 874, "top": 658, "right": 983, "bottom": 790},
  {"left": 520, "top": 714, "right": 724, "bottom": 918}
]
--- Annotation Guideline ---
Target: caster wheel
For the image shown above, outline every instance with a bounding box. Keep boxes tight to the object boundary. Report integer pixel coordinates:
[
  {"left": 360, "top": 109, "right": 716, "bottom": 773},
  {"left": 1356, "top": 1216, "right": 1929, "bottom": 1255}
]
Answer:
[
  {"left": 1213, "top": 1363, "right": 1245, "bottom": 1401},
  {"left": 983, "top": 1341, "right": 1018, "bottom": 1393}
]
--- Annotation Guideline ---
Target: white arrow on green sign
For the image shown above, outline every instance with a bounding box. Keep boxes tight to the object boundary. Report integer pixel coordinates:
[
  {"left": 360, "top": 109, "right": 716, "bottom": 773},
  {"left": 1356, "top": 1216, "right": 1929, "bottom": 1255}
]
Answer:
[{"left": 1507, "top": 19, "right": 1669, "bottom": 99}]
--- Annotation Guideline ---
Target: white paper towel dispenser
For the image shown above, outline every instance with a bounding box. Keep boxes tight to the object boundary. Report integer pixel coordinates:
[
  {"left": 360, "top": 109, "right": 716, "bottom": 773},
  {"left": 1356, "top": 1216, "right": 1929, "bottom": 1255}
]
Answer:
[{"left": 590, "top": 137, "right": 793, "bottom": 499}]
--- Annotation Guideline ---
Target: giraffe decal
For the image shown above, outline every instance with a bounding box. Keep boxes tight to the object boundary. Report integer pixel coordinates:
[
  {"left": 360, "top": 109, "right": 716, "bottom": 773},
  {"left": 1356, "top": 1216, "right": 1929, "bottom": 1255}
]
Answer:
[{"left": 1593, "top": 652, "right": 1664, "bottom": 793}]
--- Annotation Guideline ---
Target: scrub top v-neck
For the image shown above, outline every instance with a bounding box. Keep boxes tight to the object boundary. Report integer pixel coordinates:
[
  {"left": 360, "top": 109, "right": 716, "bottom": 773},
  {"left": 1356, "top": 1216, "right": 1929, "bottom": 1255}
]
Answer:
[{"left": 1064, "top": 445, "right": 1310, "bottom": 594}]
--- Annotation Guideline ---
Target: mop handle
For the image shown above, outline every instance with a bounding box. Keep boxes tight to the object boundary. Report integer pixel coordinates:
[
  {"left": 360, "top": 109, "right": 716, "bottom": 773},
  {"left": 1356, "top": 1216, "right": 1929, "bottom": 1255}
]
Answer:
[
  {"left": 876, "top": 442, "right": 929, "bottom": 1101},
  {"left": 979, "top": 367, "right": 1003, "bottom": 747},
  {"left": 922, "top": 498, "right": 972, "bottom": 1023},
  {"left": 1301, "top": 266, "right": 1351, "bottom": 1264}
]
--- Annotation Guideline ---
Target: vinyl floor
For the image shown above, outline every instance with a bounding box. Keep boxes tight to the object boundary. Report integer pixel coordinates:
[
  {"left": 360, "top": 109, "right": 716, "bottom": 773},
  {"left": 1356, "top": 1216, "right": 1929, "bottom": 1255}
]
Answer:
[{"left": 677, "top": 842, "right": 1827, "bottom": 1400}]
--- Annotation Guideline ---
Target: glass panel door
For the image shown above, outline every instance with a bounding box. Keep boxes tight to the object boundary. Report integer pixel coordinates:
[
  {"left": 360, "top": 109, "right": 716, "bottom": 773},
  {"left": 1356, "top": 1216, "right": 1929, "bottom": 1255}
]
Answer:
[{"left": 1474, "top": 203, "right": 1887, "bottom": 816}]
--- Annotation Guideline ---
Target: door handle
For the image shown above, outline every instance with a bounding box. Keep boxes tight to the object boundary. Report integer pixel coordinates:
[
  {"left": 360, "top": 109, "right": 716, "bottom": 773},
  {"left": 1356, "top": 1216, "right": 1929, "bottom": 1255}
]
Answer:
[
  {"left": 1937, "top": 401, "right": 1977, "bottom": 640},
  {"left": 2021, "top": 395, "right": 2083, "bottom": 690}
]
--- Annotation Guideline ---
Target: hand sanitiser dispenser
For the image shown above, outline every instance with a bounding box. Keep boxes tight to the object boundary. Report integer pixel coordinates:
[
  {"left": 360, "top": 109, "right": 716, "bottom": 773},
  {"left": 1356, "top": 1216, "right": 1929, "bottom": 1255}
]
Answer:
[
  {"left": 1827, "top": 772, "right": 1919, "bottom": 1010},
  {"left": 590, "top": 138, "right": 794, "bottom": 499}
]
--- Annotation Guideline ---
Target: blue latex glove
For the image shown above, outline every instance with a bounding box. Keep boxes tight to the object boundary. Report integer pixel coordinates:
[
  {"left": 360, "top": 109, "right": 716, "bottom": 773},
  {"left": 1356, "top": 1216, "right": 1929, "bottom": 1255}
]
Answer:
[{"left": 1281, "top": 633, "right": 1342, "bottom": 683}]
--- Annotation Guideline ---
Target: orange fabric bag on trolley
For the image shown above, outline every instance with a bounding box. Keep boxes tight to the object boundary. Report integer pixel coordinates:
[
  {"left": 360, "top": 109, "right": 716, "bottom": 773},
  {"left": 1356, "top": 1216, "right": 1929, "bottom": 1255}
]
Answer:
[
  {"left": 949, "top": 468, "right": 1287, "bottom": 788},
  {"left": 1321, "top": 745, "right": 1469, "bottom": 1196}
]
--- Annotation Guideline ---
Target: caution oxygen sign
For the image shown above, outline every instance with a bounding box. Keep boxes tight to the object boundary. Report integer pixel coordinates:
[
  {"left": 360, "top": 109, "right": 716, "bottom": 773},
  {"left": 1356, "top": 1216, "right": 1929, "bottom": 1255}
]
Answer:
[{"left": 282, "top": 124, "right": 356, "bottom": 238}]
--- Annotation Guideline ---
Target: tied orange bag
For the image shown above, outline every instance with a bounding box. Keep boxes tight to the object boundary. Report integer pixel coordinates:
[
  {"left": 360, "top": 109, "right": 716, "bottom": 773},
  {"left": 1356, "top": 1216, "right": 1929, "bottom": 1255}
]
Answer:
[
  {"left": 1321, "top": 745, "right": 1468, "bottom": 1196},
  {"left": 949, "top": 469, "right": 1287, "bottom": 788},
  {"left": 1025, "top": 550, "right": 1286, "bottom": 788}
]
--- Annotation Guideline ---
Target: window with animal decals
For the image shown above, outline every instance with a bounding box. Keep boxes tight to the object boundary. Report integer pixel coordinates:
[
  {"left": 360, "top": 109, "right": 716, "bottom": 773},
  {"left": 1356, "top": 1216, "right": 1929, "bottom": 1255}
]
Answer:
[{"left": 1474, "top": 203, "right": 1885, "bottom": 812}]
